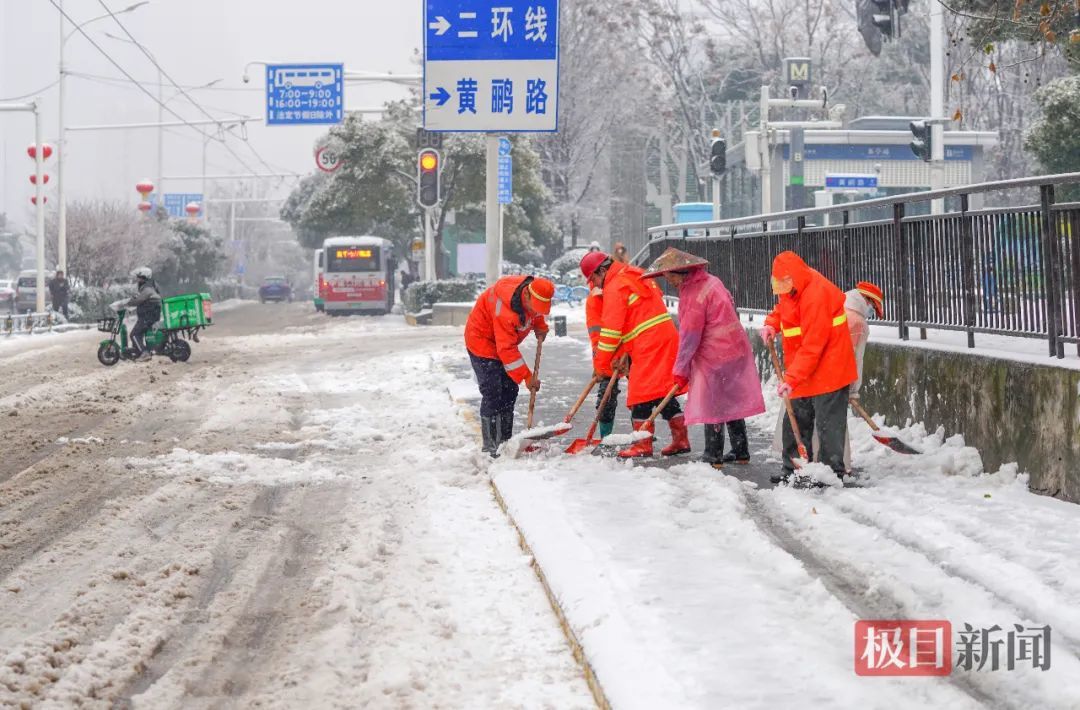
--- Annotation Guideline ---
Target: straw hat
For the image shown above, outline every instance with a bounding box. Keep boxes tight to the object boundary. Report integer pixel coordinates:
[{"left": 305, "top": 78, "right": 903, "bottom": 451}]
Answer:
[{"left": 641, "top": 247, "right": 709, "bottom": 279}]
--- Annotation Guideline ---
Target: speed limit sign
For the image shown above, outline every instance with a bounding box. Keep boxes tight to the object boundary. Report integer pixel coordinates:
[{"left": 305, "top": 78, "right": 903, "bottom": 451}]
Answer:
[{"left": 315, "top": 145, "right": 342, "bottom": 173}]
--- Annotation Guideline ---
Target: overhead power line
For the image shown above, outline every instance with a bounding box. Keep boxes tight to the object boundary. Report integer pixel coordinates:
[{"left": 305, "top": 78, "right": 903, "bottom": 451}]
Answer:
[
  {"left": 95, "top": 0, "right": 281, "bottom": 176},
  {"left": 46, "top": 0, "right": 261, "bottom": 175}
]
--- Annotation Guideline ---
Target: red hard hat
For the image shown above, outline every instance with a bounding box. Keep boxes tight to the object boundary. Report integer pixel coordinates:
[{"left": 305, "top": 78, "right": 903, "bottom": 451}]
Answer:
[{"left": 580, "top": 251, "right": 610, "bottom": 279}]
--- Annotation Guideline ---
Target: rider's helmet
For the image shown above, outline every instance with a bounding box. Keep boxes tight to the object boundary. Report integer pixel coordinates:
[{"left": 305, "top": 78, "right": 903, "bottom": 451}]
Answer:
[{"left": 131, "top": 267, "right": 152, "bottom": 281}]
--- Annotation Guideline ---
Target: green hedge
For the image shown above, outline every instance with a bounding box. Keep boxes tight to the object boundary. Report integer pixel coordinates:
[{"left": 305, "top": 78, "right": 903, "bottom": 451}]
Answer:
[{"left": 403, "top": 279, "right": 479, "bottom": 314}]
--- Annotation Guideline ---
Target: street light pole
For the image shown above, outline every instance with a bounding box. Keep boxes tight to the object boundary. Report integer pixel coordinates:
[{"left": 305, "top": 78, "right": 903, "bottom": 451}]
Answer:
[
  {"left": 56, "top": 1, "right": 149, "bottom": 275},
  {"left": 57, "top": 0, "right": 67, "bottom": 274}
]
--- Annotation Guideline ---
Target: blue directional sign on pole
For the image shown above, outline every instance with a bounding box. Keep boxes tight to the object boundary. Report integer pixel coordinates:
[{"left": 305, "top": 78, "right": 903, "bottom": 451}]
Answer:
[
  {"left": 824, "top": 174, "right": 878, "bottom": 190},
  {"left": 424, "top": 1, "right": 559, "bottom": 132},
  {"left": 266, "top": 63, "right": 344, "bottom": 126},
  {"left": 498, "top": 138, "right": 513, "bottom": 203},
  {"left": 163, "top": 193, "right": 203, "bottom": 218}
]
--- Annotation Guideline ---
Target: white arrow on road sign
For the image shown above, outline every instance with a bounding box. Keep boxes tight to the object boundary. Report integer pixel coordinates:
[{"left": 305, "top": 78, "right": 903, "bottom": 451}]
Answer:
[{"left": 428, "top": 16, "right": 451, "bottom": 35}]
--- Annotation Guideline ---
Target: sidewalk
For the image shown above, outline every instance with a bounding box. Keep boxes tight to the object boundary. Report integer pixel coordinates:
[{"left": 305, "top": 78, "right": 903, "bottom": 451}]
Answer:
[{"left": 447, "top": 306, "right": 1080, "bottom": 708}]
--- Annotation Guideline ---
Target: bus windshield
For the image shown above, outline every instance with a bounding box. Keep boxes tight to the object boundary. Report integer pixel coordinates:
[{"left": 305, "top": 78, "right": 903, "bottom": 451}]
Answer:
[{"left": 326, "top": 246, "right": 380, "bottom": 273}]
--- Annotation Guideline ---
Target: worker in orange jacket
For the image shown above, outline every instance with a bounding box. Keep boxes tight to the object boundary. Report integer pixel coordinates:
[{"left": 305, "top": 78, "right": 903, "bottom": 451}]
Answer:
[
  {"left": 465, "top": 275, "right": 554, "bottom": 455},
  {"left": 581, "top": 251, "right": 687, "bottom": 458},
  {"left": 585, "top": 281, "right": 624, "bottom": 440},
  {"left": 761, "top": 251, "right": 858, "bottom": 482}
]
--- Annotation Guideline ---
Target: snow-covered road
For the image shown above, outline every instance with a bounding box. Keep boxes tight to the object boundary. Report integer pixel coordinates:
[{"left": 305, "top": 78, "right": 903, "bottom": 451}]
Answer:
[
  {"left": 0, "top": 304, "right": 591, "bottom": 708},
  {"left": 4, "top": 305, "right": 1079, "bottom": 709}
]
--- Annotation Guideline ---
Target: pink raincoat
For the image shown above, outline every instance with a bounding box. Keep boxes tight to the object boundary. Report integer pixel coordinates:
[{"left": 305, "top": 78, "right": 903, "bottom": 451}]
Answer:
[{"left": 673, "top": 269, "right": 765, "bottom": 425}]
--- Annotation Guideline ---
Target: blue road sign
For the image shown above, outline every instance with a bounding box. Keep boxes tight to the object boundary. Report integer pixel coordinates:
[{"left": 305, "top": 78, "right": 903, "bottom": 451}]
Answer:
[
  {"left": 163, "top": 193, "right": 203, "bottom": 218},
  {"left": 498, "top": 136, "right": 512, "bottom": 156},
  {"left": 498, "top": 155, "right": 512, "bottom": 204},
  {"left": 266, "top": 63, "right": 344, "bottom": 126},
  {"left": 424, "top": 1, "right": 559, "bottom": 132},
  {"left": 824, "top": 174, "right": 878, "bottom": 190}
]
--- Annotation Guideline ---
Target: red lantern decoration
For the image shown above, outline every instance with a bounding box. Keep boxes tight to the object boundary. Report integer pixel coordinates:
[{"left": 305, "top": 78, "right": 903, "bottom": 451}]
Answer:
[
  {"left": 185, "top": 202, "right": 201, "bottom": 220},
  {"left": 137, "top": 201, "right": 153, "bottom": 212},
  {"left": 30, "top": 196, "right": 48, "bottom": 205},
  {"left": 27, "top": 144, "right": 53, "bottom": 161},
  {"left": 29, "top": 174, "right": 50, "bottom": 185},
  {"left": 135, "top": 179, "right": 155, "bottom": 198}
]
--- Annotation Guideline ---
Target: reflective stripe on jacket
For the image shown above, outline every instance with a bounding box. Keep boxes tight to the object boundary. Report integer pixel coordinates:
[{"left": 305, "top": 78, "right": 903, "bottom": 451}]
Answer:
[
  {"left": 593, "top": 262, "right": 681, "bottom": 406},
  {"left": 464, "top": 276, "right": 548, "bottom": 383},
  {"left": 765, "top": 252, "right": 858, "bottom": 399}
]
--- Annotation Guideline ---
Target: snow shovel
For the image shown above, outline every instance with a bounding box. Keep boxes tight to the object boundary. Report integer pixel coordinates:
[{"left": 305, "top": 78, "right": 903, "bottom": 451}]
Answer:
[
  {"left": 525, "top": 340, "right": 544, "bottom": 429},
  {"left": 767, "top": 341, "right": 809, "bottom": 468},
  {"left": 849, "top": 398, "right": 922, "bottom": 455},
  {"left": 519, "top": 374, "right": 600, "bottom": 442},
  {"left": 566, "top": 371, "right": 622, "bottom": 454},
  {"left": 596, "top": 382, "right": 682, "bottom": 450}
]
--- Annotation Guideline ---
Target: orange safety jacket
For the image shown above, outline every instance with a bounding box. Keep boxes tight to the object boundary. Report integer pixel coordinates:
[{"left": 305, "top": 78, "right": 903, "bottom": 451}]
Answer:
[
  {"left": 765, "top": 252, "right": 858, "bottom": 399},
  {"left": 465, "top": 276, "right": 548, "bottom": 384},
  {"left": 593, "top": 262, "right": 681, "bottom": 406},
  {"left": 585, "top": 287, "right": 624, "bottom": 361}
]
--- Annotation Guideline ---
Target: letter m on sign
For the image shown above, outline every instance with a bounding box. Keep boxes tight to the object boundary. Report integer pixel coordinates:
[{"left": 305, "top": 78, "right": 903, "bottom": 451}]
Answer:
[{"left": 786, "top": 58, "right": 811, "bottom": 84}]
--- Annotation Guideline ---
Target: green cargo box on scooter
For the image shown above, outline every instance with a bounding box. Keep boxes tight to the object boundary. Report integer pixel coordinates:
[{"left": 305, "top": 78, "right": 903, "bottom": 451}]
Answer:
[{"left": 162, "top": 292, "right": 212, "bottom": 330}]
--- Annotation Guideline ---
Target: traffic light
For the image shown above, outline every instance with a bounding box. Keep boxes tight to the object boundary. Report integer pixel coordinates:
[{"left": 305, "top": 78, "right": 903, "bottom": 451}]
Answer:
[
  {"left": 909, "top": 120, "right": 932, "bottom": 162},
  {"left": 417, "top": 149, "right": 441, "bottom": 208},
  {"left": 709, "top": 136, "right": 727, "bottom": 175},
  {"left": 857, "top": 0, "right": 908, "bottom": 55}
]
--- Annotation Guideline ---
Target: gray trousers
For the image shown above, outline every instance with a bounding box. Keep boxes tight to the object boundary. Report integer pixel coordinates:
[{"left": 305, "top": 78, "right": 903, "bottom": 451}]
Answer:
[{"left": 781, "top": 385, "right": 850, "bottom": 474}]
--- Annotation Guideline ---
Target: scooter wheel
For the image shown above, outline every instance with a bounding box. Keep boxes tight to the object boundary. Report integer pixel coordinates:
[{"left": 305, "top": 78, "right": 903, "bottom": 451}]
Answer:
[
  {"left": 97, "top": 342, "right": 121, "bottom": 366},
  {"left": 172, "top": 340, "right": 192, "bottom": 362}
]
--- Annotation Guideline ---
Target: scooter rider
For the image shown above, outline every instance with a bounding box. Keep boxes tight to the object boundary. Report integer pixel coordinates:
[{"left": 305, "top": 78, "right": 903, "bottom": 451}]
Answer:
[{"left": 128, "top": 267, "right": 162, "bottom": 362}]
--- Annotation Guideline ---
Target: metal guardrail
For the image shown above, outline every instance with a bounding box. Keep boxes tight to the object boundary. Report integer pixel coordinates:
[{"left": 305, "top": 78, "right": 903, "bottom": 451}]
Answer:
[
  {"left": 2, "top": 312, "right": 60, "bottom": 336},
  {"left": 640, "top": 172, "right": 1080, "bottom": 358}
]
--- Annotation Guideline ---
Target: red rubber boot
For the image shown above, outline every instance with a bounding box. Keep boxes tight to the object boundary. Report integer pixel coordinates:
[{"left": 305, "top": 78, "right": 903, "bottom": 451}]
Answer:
[
  {"left": 617, "top": 420, "right": 655, "bottom": 458},
  {"left": 661, "top": 414, "right": 692, "bottom": 456}
]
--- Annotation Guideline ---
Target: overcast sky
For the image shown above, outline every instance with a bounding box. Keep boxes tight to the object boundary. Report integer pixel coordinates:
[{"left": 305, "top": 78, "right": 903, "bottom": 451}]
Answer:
[{"left": 0, "top": 0, "right": 420, "bottom": 229}]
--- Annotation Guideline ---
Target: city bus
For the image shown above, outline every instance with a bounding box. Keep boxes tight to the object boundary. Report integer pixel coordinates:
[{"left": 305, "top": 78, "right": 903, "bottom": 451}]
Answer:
[
  {"left": 313, "top": 248, "right": 325, "bottom": 312},
  {"left": 320, "top": 236, "right": 396, "bottom": 315}
]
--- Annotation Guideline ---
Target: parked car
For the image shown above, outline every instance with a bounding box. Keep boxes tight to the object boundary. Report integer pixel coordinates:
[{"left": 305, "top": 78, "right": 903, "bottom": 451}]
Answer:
[
  {"left": 14, "top": 270, "right": 38, "bottom": 313},
  {"left": 0, "top": 280, "right": 15, "bottom": 312},
  {"left": 259, "top": 276, "right": 293, "bottom": 303}
]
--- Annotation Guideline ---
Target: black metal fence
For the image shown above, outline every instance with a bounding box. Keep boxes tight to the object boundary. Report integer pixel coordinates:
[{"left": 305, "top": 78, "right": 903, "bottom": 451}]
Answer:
[{"left": 641, "top": 174, "right": 1080, "bottom": 358}]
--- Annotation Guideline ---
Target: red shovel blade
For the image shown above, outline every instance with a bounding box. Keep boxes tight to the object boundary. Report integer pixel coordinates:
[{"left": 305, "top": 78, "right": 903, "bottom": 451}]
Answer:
[
  {"left": 872, "top": 433, "right": 922, "bottom": 455},
  {"left": 565, "top": 438, "right": 601, "bottom": 455}
]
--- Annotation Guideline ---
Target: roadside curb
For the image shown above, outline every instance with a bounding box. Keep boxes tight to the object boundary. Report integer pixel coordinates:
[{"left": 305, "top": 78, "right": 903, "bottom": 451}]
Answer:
[{"left": 447, "top": 383, "right": 611, "bottom": 710}]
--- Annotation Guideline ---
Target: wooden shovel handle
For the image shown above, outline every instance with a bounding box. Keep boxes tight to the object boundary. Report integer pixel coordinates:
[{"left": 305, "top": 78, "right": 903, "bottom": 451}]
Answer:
[
  {"left": 525, "top": 339, "right": 544, "bottom": 429},
  {"left": 564, "top": 375, "right": 601, "bottom": 423},
  {"left": 644, "top": 383, "right": 681, "bottom": 427},
  {"left": 767, "top": 341, "right": 808, "bottom": 460},
  {"left": 848, "top": 398, "right": 880, "bottom": 432},
  {"left": 581, "top": 372, "right": 620, "bottom": 441}
]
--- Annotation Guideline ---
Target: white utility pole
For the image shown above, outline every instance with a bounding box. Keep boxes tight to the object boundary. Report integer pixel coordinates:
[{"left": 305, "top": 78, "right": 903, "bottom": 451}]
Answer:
[
  {"left": 929, "top": 0, "right": 946, "bottom": 214},
  {"left": 760, "top": 86, "right": 772, "bottom": 214},
  {"left": 57, "top": 2, "right": 149, "bottom": 275},
  {"left": 57, "top": 1, "right": 67, "bottom": 274},
  {"left": 485, "top": 135, "right": 501, "bottom": 284},
  {"left": 34, "top": 106, "right": 45, "bottom": 314},
  {"left": 2, "top": 102, "right": 46, "bottom": 311},
  {"left": 424, "top": 208, "right": 435, "bottom": 282}
]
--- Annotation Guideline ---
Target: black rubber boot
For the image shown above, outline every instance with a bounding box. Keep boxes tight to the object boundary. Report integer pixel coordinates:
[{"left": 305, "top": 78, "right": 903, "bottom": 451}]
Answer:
[
  {"left": 770, "top": 469, "right": 794, "bottom": 484},
  {"left": 497, "top": 411, "right": 514, "bottom": 449},
  {"left": 724, "top": 420, "right": 750, "bottom": 463},
  {"left": 701, "top": 425, "right": 724, "bottom": 468},
  {"left": 480, "top": 416, "right": 499, "bottom": 457}
]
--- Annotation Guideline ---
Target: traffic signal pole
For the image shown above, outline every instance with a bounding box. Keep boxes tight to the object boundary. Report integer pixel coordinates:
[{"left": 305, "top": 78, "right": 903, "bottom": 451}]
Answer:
[
  {"left": 485, "top": 135, "right": 502, "bottom": 285},
  {"left": 930, "top": 0, "right": 946, "bottom": 214},
  {"left": 424, "top": 208, "right": 435, "bottom": 282}
]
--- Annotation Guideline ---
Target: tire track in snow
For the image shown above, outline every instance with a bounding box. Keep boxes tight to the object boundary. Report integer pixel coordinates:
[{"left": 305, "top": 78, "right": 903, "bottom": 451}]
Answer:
[
  {"left": 739, "top": 489, "right": 1003, "bottom": 710},
  {"left": 814, "top": 496, "right": 1080, "bottom": 661}
]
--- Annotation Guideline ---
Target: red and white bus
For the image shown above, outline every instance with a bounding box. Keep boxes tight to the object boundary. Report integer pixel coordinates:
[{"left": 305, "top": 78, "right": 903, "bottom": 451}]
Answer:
[{"left": 320, "top": 236, "right": 396, "bottom": 315}]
